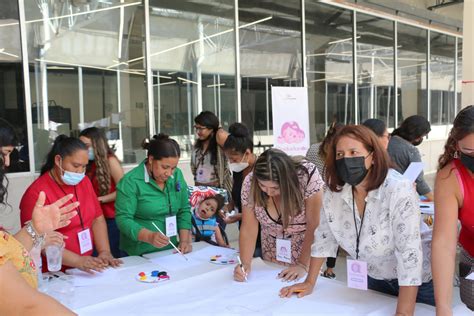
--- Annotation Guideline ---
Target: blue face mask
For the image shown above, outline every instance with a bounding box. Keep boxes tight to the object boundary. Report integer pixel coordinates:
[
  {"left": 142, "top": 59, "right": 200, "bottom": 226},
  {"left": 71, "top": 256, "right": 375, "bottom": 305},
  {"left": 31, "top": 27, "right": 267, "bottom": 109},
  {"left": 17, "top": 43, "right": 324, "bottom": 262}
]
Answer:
[
  {"left": 88, "top": 147, "right": 95, "bottom": 161},
  {"left": 60, "top": 160, "right": 85, "bottom": 186}
]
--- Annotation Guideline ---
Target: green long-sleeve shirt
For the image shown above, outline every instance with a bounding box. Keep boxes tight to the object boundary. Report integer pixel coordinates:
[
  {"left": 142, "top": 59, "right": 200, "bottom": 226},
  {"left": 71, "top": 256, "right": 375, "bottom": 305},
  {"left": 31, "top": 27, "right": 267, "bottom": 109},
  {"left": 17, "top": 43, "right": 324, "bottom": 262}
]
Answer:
[{"left": 115, "top": 161, "right": 191, "bottom": 256}]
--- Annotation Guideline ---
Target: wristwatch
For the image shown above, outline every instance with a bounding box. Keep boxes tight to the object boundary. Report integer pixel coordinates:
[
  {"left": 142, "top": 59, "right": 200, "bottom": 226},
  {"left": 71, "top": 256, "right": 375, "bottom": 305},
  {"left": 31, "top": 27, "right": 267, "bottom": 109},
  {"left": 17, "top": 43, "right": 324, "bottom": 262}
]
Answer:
[{"left": 24, "top": 221, "right": 44, "bottom": 248}]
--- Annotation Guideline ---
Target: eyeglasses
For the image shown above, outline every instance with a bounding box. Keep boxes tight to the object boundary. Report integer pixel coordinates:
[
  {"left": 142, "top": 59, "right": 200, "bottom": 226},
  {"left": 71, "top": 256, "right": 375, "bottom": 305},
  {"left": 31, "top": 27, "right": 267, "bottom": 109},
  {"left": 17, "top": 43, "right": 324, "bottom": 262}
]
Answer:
[{"left": 194, "top": 125, "right": 209, "bottom": 132}]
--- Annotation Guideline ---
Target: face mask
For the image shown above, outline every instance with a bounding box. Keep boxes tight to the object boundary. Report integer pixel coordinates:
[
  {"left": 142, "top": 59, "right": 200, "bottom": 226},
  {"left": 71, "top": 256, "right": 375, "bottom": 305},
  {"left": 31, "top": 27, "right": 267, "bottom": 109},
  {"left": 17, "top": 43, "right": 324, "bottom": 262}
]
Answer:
[
  {"left": 229, "top": 153, "right": 249, "bottom": 173},
  {"left": 335, "top": 156, "right": 369, "bottom": 186},
  {"left": 60, "top": 160, "right": 85, "bottom": 185},
  {"left": 412, "top": 138, "right": 423, "bottom": 146},
  {"left": 460, "top": 153, "right": 474, "bottom": 173},
  {"left": 88, "top": 147, "right": 95, "bottom": 161}
]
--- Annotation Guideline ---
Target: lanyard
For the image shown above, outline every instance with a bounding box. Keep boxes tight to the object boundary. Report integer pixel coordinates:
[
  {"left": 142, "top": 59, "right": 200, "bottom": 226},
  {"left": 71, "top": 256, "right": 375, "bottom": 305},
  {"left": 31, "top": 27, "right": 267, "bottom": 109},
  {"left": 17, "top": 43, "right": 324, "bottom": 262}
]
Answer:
[
  {"left": 352, "top": 187, "right": 367, "bottom": 260},
  {"left": 166, "top": 187, "right": 173, "bottom": 216},
  {"left": 51, "top": 172, "right": 85, "bottom": 229},
  {"left": 271, "top": 197, "right": 285, "bottom": 239}
]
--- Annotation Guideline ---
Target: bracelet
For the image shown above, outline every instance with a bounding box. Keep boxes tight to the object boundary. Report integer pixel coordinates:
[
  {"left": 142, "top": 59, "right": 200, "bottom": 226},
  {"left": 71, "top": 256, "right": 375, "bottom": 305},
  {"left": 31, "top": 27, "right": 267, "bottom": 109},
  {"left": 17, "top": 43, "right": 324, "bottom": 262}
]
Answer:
[
  {"left": 296, "top": 261, "right": 308, "bottom": 272},
  {"left": 24, "top": 221, "right": 44, "bottom": 248}
]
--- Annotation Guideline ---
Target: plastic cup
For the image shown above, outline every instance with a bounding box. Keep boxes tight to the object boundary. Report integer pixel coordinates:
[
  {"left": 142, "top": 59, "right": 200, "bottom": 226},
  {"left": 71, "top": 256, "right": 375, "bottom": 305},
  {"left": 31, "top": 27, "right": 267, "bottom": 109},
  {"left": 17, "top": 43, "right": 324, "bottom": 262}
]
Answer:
[{"left": 46, "top": 244, "right": 64, "bottom": 272}]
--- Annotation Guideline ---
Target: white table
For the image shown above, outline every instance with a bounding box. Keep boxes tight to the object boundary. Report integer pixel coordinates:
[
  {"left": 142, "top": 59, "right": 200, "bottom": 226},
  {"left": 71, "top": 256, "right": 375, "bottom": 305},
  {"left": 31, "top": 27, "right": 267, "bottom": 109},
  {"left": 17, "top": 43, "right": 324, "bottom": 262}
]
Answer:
[{"left": 41, "top": 242, "right": 470, "bottom": 315}]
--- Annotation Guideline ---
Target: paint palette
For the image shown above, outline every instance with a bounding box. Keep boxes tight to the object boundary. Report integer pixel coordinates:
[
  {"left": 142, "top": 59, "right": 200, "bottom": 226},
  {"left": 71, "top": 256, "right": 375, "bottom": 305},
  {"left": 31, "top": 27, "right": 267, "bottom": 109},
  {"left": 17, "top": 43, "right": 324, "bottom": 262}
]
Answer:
[
  {"left": 209, "top": 254, "right": 237, "bottom": 265},
  {"left": 135, "top": 270, "right": 170, "bottom": 283}
]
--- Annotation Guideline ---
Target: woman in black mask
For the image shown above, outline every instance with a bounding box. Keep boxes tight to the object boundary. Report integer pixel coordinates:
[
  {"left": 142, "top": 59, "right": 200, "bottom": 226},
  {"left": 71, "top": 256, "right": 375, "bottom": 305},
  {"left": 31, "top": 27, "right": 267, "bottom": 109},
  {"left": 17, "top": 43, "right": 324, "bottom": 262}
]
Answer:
[
  {"left": 280, "top": 125, "right": 434, "bottom": 314},
  {"left": 432, "top": 105, "right": 474, "bottom": 313},
  {"left": 387, "top": 115, "right": 433, "bottom": 200}
]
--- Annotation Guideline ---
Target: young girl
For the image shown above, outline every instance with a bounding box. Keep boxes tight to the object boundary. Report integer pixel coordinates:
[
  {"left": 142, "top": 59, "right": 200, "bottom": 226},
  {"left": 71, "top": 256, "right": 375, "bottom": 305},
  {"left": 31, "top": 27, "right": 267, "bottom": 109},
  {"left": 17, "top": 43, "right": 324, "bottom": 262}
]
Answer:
[{"left": 191, "top": 194, "right": 227, "bottom": 247}]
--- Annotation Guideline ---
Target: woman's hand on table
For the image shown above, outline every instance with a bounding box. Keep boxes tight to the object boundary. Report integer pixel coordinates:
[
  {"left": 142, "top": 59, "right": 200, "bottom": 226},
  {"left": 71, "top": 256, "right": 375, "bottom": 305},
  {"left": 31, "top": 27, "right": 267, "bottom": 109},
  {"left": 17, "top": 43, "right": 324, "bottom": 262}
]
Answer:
[
  {"left": 233, "top": 263, "right": 251, "bottom": 282},
  {"left": 279, "top": 280, "right": 315, "bottom": 298},
  {"left": 178, "top": 241, "right": 192, "bottom": 254},
  {"left": 278, "top": 265, "right": 307, "bottom": 282},
  {"left": 42, "top": 231, "right": 66, "bottom": 249},
  {"left": 76, "top": 256, "right": 108, "bottom": 274},
  {"left": 97, "top": 251, "right": 123, "bottom": 268},
  {"left": 147, "top": 231, "right": 170, "bottom": 248}
]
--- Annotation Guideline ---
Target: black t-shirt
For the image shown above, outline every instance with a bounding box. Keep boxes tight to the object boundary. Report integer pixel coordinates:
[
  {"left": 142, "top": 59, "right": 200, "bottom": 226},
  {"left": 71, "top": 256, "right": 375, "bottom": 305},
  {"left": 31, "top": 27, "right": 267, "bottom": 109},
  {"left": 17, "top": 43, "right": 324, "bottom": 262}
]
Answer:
[{"left": 232, "top": 171, "right": 261, "bottom": 249}]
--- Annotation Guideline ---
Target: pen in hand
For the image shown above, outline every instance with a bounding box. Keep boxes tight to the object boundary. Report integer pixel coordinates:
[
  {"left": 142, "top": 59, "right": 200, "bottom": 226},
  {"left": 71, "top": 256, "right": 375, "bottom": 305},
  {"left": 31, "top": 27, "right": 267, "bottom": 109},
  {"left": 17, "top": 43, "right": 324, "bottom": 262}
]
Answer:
[{"left": 237, "top": 255, "right": 248, "bottom": 282}]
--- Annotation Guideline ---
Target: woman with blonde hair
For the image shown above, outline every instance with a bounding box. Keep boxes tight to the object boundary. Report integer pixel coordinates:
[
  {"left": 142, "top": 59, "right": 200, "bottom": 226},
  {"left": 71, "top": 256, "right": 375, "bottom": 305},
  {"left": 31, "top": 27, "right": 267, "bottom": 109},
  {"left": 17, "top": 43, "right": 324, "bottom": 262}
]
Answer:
[
  {"left": 233, "top": 148, "right": 323, "bottom": 282},
  {"left": 79, "top": 127, "right": 124, "bottom": 258}
]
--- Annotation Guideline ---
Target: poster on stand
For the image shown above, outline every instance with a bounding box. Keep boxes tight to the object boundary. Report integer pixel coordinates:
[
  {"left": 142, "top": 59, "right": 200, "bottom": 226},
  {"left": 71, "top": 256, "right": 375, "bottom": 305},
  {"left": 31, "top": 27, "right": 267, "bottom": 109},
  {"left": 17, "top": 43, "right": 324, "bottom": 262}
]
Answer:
[{"left": 271, "top": 87, "right": 310, "bottom": 156}]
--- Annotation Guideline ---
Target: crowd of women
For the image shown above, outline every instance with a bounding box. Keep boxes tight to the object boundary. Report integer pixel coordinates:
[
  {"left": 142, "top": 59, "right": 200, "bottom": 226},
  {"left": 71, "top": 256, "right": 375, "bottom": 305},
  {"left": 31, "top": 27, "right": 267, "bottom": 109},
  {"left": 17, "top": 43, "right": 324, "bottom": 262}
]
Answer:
[{"left": 0, "top": 106, "right": 472, "bottom": 315}]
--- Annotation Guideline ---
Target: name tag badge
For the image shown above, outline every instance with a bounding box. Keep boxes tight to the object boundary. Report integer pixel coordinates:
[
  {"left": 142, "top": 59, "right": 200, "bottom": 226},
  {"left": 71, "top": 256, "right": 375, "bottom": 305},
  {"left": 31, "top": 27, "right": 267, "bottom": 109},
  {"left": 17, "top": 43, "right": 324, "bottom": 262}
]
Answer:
[
  {"left": 276, "top": 238, "right": 292, "bottom": 264},
  {"left": 347, "top": 258, "right": 368, "bottom": 290},
  {"left": 77, "top": 228, "right": 93, "bottom": 254},
  {"left": 165, "top": 216, "right": 177, "bottom": 237}
]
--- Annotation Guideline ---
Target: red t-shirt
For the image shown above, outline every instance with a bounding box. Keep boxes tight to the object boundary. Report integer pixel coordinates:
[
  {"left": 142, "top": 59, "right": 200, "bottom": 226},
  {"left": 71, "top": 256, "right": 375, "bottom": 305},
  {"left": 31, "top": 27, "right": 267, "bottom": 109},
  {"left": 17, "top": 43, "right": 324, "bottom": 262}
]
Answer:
[
  {"left": 454, "top": 159, "right": 474, "bottom": 257},
  {"left": 86, "top": 160, "right": 117, "bottom": 219},
  {"left": 20, "top": 172, "right": 103, "bottom": 271}
]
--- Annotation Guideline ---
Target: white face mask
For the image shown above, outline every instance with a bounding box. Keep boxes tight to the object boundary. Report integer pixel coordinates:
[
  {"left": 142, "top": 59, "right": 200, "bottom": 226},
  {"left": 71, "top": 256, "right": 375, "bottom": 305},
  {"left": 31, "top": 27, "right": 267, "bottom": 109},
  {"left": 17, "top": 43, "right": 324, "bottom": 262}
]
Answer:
[{"left": 229, "top": 153, "right": 249, "bottom": 173}]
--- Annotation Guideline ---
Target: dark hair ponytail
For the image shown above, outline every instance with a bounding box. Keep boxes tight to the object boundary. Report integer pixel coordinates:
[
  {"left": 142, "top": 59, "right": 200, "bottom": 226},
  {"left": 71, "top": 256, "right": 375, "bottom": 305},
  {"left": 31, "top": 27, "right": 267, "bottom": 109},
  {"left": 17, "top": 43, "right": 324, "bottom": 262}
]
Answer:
[
  {"left": 223, "top": 123, "right": 253, "bottom": 153},
  {"left": 391, "top": 115, "right": 431, "bottom": 142},
  {"left": 40, "top": 135, "right": 88, "bottom": 175},
  {"left": 142, "top": 133, "right": 180, "bottom": 160}
]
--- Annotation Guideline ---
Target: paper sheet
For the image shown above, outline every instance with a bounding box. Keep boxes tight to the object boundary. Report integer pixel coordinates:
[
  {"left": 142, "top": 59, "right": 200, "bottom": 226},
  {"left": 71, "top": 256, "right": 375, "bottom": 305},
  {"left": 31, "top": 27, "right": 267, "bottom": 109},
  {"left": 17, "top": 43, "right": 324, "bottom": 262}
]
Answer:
[
  {"left": 67, "top": 268, "right": 119, "bottom": 287},
  {"left": 75, "top": 259, "right": 435, "bottom": 316},
  {"left": 148, "top": 253, "right": 202, "bottom": 271},
  {"left": 403, "top": 162, "right": 424, "bottom": 182},
  {"left": 466, "top": 272, "right": 474, "bottom": 280}
]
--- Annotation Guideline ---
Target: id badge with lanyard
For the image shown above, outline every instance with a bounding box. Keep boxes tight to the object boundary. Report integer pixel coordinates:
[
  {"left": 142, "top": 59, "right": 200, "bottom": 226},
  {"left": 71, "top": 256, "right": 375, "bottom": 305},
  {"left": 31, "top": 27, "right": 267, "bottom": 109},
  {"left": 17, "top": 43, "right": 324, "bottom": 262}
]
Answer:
[
  {"left": 165, "top": 182, "right": 178, "bottom": 238},
  {"left": 52, "top": 175, "right": 93, "bottom": 254},
  {"left": 271, "top": 197, "right": 292, "bottom": 264},
  {"left": 346, "top": 187, "right": 368, "bottom": 290}
]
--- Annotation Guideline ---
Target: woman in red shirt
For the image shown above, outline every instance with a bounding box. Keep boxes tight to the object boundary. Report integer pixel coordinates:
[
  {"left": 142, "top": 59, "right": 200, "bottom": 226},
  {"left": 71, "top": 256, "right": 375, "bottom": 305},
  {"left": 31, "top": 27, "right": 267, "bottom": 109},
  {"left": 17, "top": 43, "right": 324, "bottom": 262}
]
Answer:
[
  {"left": 432, "top": 105, "right": 474, "bottom": 314},
  {"left": 79, "top": 127, "right": 124, "bottom": 258},
  {"left": 20, "top": 135, "right": 121, "bottom": 273}
]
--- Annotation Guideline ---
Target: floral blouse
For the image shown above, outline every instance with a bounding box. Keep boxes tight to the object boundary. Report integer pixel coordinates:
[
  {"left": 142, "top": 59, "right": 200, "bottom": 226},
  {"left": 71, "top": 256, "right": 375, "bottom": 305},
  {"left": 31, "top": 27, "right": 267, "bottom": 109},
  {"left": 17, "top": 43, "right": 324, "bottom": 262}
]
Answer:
[
  {"left": 312, "top": 169, "right": 430, "bottom": 285},
  {"left": 241, "top": 162, "right": 324, "bottom": 265},
  {"left": 0, "top": 231, "right": 38, "bottom": 288}
]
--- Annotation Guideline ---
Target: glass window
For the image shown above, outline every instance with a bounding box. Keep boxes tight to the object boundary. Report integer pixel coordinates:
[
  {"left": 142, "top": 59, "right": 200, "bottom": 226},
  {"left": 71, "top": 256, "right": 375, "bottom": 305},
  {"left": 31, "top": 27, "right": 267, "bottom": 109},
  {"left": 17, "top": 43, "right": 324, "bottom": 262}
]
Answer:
[
  {"left": 305, "top": 2, "right": 353, "bottom": 142},
  {"left": 25, "top": 1, "right": 148, "bottom": 170},
  {"left": 430, "top": 32, "right": 455, "bottom": 125},
  {"left": 148, "top": 1, "right": 236, "bottom": 159},
  {"left": 0, "top": 1, "right": 29, "bottom": 172},
  {"left": 239, "top": 0, "right": 302, "bottom": 148},
  {"left": 357, "top": 14, "right": 395, "bottom": 127},
  {"left": 397, "top": 23, "right": 427, "bottom": 125}
]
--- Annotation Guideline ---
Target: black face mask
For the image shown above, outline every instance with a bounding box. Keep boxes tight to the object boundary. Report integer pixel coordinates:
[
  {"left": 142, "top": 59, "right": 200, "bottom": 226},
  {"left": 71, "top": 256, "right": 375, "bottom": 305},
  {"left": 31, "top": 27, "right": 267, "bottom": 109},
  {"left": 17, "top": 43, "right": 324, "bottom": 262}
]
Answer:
[
  {"left": 335, "top": 156, "right": 369, "bottom": 186},
  {"left": 412, "top": 138, "right": 423, "bottom": 146},
  {"left": 460, "top": 153, "right": 474, "bottom": 173}
]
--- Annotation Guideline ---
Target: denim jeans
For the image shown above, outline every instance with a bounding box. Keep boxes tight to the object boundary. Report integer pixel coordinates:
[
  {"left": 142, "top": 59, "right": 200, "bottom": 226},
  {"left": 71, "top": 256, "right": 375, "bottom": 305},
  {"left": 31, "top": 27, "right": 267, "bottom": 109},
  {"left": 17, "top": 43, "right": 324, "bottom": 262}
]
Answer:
[
  {"left": 368, "top": 277, "right": 435, "bottom": 306},
  {"left": 106, "top": 218, "right": 125, "bottom": 258}
]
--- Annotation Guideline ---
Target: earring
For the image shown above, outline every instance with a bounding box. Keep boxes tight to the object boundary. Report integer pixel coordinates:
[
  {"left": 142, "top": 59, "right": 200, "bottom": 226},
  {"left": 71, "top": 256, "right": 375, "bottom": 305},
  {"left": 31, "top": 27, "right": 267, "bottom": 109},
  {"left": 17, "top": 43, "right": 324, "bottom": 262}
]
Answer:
[{"left": 453, "top": 151, "right": 459, "bottom": 159}]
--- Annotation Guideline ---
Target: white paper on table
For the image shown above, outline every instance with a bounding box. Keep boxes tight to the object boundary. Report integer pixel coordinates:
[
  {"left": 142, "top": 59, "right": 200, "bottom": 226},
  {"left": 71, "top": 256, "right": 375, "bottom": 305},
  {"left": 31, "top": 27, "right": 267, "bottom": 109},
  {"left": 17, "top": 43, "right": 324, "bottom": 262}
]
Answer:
[
  {"left": 403, "top": 162, "right": 425, "bottom": 183},
  {"left": 67, "top": 268, "right": 119, "bottom": 287},
  {"left": 187, "top": 244, "right": 237, "bottom": 261},
  {"left": 75, "top": 258, "right": 435, "bottom": 316},
  {"left": 148, "top": 253, "right": 202, "bottom": 271}
]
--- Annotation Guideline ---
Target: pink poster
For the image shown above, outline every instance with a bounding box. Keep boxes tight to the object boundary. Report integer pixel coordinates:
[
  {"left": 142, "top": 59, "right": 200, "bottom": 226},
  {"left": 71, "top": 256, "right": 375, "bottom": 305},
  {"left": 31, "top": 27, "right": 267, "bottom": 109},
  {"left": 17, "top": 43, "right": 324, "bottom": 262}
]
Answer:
[{"left": 271, "top": 87, "right": 310, "bottom": 156}]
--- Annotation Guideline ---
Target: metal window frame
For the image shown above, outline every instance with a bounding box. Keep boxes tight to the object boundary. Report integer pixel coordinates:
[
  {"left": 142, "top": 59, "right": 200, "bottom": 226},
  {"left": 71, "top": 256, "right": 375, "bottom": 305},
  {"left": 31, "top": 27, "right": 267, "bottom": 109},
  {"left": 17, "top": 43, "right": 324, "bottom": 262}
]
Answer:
[
  {"left": 144, "top": 0, "right": 155, "bottom": 136},
  {"left": 18, "top": 0, "right": 35, "bottom": 175}
]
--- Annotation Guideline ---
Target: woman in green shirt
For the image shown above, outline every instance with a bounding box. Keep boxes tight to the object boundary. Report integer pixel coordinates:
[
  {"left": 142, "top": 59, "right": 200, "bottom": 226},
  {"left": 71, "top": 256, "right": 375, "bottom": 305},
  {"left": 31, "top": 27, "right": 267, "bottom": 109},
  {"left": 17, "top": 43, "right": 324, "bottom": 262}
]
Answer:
[{"left": 115, "top": 134, "right": 192, "bottom": 256}]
